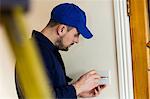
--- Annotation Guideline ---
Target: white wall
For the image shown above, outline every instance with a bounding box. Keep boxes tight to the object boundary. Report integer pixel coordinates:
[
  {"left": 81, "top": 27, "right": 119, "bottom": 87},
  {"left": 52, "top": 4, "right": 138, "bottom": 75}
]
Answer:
[
  {"left": 60, "top": 1, "right": 119, "bottom": 99},
  {"left": 0, "top": 27, "right": 17, "bottom": 99},
  {"left": 0, "top": 0, "right": 119, "bottom": 99}
]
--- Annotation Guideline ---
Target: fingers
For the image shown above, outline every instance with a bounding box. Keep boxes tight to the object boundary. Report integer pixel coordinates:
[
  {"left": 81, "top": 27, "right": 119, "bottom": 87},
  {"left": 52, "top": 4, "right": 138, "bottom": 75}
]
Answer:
[
  {"left": 97, "top": 85, "right": 101, "bottom": 91},
  {"left": 87, "top": 70, "right": 100, "bottom": 79},
  {"left": 94, "top": 89, "right": 98, "bottom": 96},
  {"left": 94, "top": 86, "right": 101, "bottom": 96},
  {"left": 87, "top": 70, "right": 101, "bottom": 87},
  {"left": 94, "top": 85, "right": 106, "bottom": 96},
  {"left": 89, "top": 74, "right": 100, "bottom": 80},
  {"left": 92, "top": 85, "right": 106, "bottom": 97}
]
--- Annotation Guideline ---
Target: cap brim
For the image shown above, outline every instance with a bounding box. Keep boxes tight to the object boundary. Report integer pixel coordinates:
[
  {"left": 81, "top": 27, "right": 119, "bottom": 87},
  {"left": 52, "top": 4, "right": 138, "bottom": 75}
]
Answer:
[{"left": 77, "top": 25, "right": 93, "bottom": 39}]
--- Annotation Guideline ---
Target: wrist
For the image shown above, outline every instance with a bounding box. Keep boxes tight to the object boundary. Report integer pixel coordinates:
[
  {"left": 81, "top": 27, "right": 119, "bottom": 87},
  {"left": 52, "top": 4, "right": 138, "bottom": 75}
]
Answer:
[{"left": 72, "top": 82, "right": 81, "bottom": 95}]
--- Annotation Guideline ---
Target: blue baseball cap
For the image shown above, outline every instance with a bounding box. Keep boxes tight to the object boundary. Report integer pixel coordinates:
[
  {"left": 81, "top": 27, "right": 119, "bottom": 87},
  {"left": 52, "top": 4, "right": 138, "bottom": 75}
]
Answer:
[{"left": 50, "top": 3, "right": 93, "bottom": 39}]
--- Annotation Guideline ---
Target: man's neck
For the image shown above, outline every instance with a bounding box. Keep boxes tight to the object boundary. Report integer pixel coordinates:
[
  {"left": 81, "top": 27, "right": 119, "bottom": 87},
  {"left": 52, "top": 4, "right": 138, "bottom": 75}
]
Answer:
[{"left": 41, "top": 27, "right": 57, "bottom": 46}]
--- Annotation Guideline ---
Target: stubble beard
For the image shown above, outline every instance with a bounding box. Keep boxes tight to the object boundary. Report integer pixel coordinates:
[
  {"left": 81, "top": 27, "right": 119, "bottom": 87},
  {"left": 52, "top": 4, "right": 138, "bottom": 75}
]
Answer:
[{"left": 55, "top": 37, "right": 69, "bottom": 51}]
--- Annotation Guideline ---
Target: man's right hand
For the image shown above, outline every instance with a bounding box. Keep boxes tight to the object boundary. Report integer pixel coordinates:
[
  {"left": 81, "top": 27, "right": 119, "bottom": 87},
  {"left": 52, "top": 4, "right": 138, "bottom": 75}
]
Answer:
[{"left": 72, "top": 70, "right": 100, "bottom": 95}]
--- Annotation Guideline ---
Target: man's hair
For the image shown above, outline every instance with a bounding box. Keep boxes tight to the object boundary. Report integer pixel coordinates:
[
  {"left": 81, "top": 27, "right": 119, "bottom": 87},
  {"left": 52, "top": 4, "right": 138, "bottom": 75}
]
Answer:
[{"left": 47, "top": 19, "right": 73, "bottom": 31}]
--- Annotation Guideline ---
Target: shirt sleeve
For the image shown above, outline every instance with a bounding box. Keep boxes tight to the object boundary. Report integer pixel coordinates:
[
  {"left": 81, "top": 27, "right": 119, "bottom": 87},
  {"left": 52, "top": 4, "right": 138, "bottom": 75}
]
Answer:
[{"left": 54, "top": 84, "right": 77, "bottom": 99}]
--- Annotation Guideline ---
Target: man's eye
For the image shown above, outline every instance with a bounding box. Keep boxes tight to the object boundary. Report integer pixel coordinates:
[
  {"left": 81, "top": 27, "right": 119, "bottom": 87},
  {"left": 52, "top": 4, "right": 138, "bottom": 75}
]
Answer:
[
  {"left": 74, "top": 34, "right": 79, "bottom": 37},
  {"left": 75, "top": 35, "right": 79, "bottom": 37}
]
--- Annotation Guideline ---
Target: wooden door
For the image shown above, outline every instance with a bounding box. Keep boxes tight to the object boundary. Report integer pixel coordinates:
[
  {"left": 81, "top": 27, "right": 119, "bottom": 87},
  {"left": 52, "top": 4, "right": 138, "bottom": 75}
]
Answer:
[{"left": 129, "top": 0, "right": 150, "bottom": 99}]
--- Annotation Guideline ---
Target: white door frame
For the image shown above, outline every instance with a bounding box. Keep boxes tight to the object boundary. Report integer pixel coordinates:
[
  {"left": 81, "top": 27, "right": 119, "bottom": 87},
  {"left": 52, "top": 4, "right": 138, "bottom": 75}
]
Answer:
[{"left": 113, "top": 0, "right": 134, "bottom": 99}]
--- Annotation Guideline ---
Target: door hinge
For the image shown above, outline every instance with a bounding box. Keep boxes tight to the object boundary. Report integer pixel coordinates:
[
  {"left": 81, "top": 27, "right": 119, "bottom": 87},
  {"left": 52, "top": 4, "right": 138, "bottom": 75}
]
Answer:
[
  {"left": 147, "top": 41, "right": 150, "bottom": 48},
  {"left": 127, "top": 0, "right": 130, "bottom": 16}
]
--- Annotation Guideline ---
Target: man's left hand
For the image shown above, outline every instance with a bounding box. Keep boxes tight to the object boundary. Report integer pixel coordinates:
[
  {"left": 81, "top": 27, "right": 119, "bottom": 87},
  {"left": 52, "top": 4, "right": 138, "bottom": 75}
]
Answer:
[{"left": 78, "top": 85, "right": 106, "bottom": 98}]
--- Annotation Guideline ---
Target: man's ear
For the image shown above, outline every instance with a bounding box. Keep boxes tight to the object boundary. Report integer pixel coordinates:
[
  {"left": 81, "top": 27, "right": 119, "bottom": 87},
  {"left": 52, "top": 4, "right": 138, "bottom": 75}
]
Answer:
[{"left": 57, "top": 24, "right": 67, "bottom": 37}]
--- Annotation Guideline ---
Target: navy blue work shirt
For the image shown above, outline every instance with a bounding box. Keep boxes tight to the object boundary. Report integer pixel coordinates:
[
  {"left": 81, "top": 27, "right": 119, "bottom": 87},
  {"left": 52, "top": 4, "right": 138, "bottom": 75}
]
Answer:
[
  {"left": 32, "top": 30, "right": 77, "bottom": 98},
  {"left": 15, "top": 30, "right": 77, "bottom": 99}
]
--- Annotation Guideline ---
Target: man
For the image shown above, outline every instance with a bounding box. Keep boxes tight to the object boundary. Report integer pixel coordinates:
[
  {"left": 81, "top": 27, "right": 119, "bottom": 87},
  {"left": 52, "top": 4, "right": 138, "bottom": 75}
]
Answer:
[{"left": 16, "top": 3, "right": 106, "bottom": 99}]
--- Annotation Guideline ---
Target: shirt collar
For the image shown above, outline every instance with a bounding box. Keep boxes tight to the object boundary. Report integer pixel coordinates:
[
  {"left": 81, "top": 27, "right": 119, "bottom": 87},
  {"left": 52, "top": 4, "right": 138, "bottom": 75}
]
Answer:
[{"left": 32, "top": 30, "right": 58, "bottom": 52}]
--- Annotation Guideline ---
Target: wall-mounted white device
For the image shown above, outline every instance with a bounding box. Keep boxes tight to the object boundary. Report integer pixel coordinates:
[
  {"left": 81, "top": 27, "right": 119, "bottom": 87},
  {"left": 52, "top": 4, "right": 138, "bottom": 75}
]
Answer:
[{"left": 98, "top": 70, "right": 111, "bottom": 85}]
